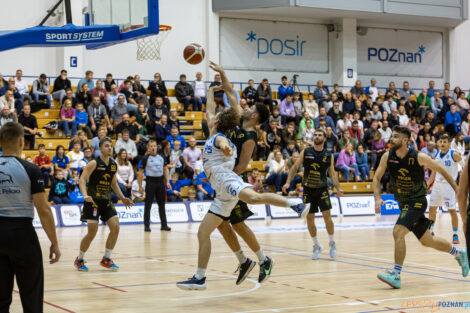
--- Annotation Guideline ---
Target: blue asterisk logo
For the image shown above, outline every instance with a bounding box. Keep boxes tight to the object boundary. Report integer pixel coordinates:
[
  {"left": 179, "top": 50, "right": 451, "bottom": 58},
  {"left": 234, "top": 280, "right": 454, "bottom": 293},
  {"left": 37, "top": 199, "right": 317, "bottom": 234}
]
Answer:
[
  {"left": 246, "top": 31, "right": 256, "bottom": 42},
  {"left": 418, "top": 45, "right": 425, "bottom": 54}
]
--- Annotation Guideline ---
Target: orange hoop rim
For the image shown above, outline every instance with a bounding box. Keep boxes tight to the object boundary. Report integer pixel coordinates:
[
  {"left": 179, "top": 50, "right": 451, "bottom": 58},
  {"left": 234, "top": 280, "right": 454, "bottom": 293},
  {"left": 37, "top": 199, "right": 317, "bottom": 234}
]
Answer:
[
  {"left": 122, "top": 24, "right": 172, "bottom": 33},
  {"left": 159, "top": 25, "right": 172, "bottom": 32}
]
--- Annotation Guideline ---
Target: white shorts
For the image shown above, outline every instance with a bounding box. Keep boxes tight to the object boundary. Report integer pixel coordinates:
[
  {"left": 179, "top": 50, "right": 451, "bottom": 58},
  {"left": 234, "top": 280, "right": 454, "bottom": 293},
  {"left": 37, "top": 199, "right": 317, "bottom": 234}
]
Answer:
[
  {"left": 207, "top": 171, "right": 252, "bottom": 218},
  {"left": 429, "top": 183, "right": 456, "bottom": 210}
]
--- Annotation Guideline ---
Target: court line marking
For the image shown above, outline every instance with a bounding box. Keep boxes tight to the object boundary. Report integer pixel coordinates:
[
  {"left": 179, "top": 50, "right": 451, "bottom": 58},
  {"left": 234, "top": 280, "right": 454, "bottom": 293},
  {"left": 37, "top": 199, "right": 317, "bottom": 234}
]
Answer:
[
  {"left": 91, "top": 282, "right": 127, "bottom": 292},
  {"left": 43, "top": 300, "right": 75, "bottom": 313}
]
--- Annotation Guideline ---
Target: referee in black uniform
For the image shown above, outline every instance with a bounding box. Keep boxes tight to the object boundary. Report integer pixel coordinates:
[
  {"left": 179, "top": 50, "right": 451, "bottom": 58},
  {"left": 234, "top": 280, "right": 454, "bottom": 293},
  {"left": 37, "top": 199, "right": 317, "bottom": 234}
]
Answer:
[
  {"left": 138, "top": 139, "right": 171, "bottom": 232},
  {"left": 0, "top": 122, "right": 61, "bottom": 313}
]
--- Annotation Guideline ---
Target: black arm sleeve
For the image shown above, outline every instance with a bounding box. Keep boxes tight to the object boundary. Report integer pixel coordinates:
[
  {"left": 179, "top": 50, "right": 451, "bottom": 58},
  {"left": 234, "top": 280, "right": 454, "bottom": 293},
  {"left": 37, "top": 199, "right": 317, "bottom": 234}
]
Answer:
[{"left": 18, "top": 158, "right": 45, "bottom": 194}]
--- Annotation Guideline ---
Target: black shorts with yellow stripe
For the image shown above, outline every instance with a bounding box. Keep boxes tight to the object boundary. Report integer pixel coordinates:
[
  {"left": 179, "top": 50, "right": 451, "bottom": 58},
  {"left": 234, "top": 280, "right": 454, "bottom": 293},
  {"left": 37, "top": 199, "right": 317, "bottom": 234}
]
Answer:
[
  {"left": 395, "top": 197, "right": 431, "bottom": 239},
  {"left": 81, "top": 199, "right": 117, "bottom": 223},
  {"left": 229, "top": 201, "right": 254, "bottom": 224},
  {"left": 303, "top": 186, "right": 332, "bottom": 213}
]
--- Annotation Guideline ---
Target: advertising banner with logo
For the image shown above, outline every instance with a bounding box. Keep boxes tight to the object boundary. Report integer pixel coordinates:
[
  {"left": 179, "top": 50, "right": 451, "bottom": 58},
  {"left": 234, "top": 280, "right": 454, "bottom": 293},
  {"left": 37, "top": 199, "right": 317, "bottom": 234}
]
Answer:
[
  {"left": 60, "top": 205, "right": 84, "bottom": 226},
  {"left": 220, "top": 18, "right": 328, "bottom": 72},
  {"left": 149, "top": 203, "right": 189, "bottom": 223},
  {"left": 270, "top": 198, "right": 303, "bottom": 219},
  {"left": 188, "top": 202, "right": 212, "bottom": 222},
  {"left": 340, "top": 196, "right": 375, "bottom": 216},
  {"left": 358, "top": 28, "right": 443, "bottom": 77},
  {"left": 33, "top": 206, "right": 59, "bottom": 228},
  {"left": 116, "top": 204, "right": 145, "bottom": 224},
  {"left": 380, "top": 194, "right": 401, "bottom": 215}
]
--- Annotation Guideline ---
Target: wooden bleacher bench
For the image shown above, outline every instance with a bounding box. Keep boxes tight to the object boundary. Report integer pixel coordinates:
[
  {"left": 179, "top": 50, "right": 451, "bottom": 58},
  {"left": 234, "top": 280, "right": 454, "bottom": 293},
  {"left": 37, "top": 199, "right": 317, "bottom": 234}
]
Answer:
[
  {"left": 340, "top": 182, "right": 373, "bottom": 194},
  {"left": 247, "top": 161, "right": 267, "bottom": 171}
]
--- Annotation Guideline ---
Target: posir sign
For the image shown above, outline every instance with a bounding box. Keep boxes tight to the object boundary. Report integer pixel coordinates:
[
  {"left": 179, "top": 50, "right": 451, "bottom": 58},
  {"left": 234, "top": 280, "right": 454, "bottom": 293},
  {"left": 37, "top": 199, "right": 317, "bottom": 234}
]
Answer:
[
  {"left": 220, "top": 18, "right": 328, "bottom": 72},
  {"left": 358, "top": 28, "right": 443, "bottom": 77}
]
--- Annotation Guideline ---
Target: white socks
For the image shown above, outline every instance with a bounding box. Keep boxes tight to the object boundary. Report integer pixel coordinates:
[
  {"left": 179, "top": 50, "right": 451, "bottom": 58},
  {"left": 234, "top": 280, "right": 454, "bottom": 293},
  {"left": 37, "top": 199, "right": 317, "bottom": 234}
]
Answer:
[
  {"left": 195, "top": 268, "right": 206, "bottom": 280},
  {"left": 78, "top": 250, "right": 85, "bottom": 261},
  {"left": 234, "top": 249, "right": 248, "bottom": 264},
  {"left": 255, "top": 249, "right": 267, "bottom": 263},
  {"left": 312, "top": 236, "right": 320, "bottom": 245},
  {"left": 104, "top": 248, "right": 112, "bottom": 259},
  {"left": 329, "top": 234, "right": 334, "bottom": 243}
]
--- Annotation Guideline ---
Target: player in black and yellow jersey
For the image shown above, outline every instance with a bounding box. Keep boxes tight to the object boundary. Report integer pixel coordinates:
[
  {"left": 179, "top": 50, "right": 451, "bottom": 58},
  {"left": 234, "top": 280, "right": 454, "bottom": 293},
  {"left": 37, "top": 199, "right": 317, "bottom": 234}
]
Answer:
[
  {"left": 374, "top": 126, "right": 468, "bottom": 289},
  {"left": 283, "top": 128, "right": 343, "bottom": 260},
  {"left": 74, "top": 137, "right": 134, "bottom": 272}
]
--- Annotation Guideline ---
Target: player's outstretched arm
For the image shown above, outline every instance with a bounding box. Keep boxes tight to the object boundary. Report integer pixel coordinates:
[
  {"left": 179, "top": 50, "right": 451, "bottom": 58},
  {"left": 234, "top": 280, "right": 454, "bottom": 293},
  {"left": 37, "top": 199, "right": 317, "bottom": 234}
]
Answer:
[
  {"left": 373, "top": 151, "right": 389, "bottom": 214},
  {"left": 206, "top": 85, "right": 222, "bottom": 126},
  {"left": 457, "top": 156, "right": 469, "bottom": 229},
  {"left": 418, "top": 152, "right": 458, "bottom": 193},
  {"left": 328, "top": 156, "right": 343, "bottom": 196},
  {"left": 282, "top": 149, "right": 304, "bottom": 194},
  {"left": 209, "top": 61, "right": 241, "bottom": 115},
  {"left": 215, "top": 135, "right": 233, "bottom": 157},
  {"left": 79, "top": 160, "right": 97, "bottom": 203},
  {"left": 111, "top": 174, "right": 134, "bottom": 209}
]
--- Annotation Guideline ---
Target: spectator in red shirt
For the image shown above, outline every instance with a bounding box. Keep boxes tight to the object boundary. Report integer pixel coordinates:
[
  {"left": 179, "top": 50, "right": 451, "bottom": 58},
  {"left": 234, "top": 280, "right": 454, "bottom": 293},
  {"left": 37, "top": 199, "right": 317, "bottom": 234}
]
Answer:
[
  {"left": 34, "top": 143, "right": 54, "bottom": 188},
  {"left": 91, "top": 79, "right": 107, "bottom": 104}
]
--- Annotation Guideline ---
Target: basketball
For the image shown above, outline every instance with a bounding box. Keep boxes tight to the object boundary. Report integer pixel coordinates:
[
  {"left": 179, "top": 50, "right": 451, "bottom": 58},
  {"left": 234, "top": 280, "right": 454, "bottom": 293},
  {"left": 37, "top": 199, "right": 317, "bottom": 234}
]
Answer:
[{"left": 184, "top": 43, "right": 205, "bottom": 65}]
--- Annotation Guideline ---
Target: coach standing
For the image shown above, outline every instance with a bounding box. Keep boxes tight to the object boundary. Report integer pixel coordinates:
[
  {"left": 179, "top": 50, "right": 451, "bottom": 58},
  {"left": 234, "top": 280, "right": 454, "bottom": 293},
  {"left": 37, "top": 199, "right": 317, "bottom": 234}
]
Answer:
[
  {"left": 0, "top": 122, "right": 61, "bottom": 313},
  {"left": 138, "top": 139, "right": 171, "bottom": 232}
]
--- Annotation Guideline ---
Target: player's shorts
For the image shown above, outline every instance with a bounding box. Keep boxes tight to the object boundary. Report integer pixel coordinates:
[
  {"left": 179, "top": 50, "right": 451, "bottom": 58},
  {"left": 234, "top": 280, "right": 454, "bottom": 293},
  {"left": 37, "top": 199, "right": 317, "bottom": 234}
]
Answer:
[
  {"left": 207, "top": 171, "right": 252, "bottom": 219},
  {"left": 229, "top": 201, "right": 254, "bottom": 225},
  {"left": 303, "top": 186, "right": 332, "bottom": 213},
  {"left": 81, "top": 199, "right": 117, "bottom": 223},
  {"left": 429, "top": 183, "right": 456, "bottom": 210},
  {"left": 395, "top": 197, "right": 431, "bottom": 239}
]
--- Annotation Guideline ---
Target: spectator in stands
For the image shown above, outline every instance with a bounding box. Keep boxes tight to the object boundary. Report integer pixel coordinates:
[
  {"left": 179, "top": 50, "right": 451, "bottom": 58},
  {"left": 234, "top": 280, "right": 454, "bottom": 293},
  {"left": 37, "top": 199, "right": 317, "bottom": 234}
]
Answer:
[
  {"left": 266, "top": 151, "right": 288, "bottom": 192},
  {"left": 286, "top": 151, "right": 304, "bottom": 192},
  {"left": 191, "top": 72, "right": 207, "bottom": 112},
  {"left": 255, "top": 78, "right": 274, "bottom": 111},
  {"left": 269, "top": 106, "right": 282, "bottom": 128},
  {"left": 61, "top": 88, "right": 77, "bottom": 108},
  {"left": 31, "top": 73, "right": 51, "bottom": 109},
  {"left": 353, "top": 99, "right": 365, "bottom": 118},
  {"left": 168, "top": 140, "right": 183, "bottom": 177},
  {"left": 34, "top": 144, "right": 53, "bottom": 188},
  {"left": 175, "top": 74, "right": 195, "bottom": 111},
  {"left": 342, "top": 92, "right": 355, "bottom": 114},
  {"left": 18, "top": 104, "right": 37, "bottom": 150},
  {"left": 223, "top": 83, "right": 240, "bottom": 108},
  {"left": 81, "top": 147, "right": 93, "bottom": 165},
  {"left": 381, "top": 95, "right": 395, "bottom": 115},
  {"left": 352, "top": 111, "right": 364, "bottom": 129},
  {"left": 0, "top": 90, "right": 17, "bottom": 117},
  {"left": 456, "top": 92, "right": 470, "bottom": 115},
  {"left": 104, "top": 73, "right": 116, "bottom": 92},
  {"left": 365, "top": 78, "right": 379, "bottom": 102},
  {"left": 167, "top": 172, "right": 192, "bottom": 202},
  {"left": 282, "top": 140, "right": 299, "bottom": 159},
  {"left": 107, "top": 84, "right": 125, "bottom": 111},
  {"left": 49, "top": 170, "right": 71, "bottom": 204},
  {"left": 110, "top": 95, "right": 129, "bottom": 128},
  {"left": 355, "top": 144, "right": 370, "bottom": 181},
  {"left": 336, "top": 112, "right": 351, "bottom": 135},
  {"left": 397, "top": 105, "right": 409, "bottom": 126},
  {"left": 336, "top": 142, "right": 361, "bottom": 182},
  {"left": 239, "top": 80, "right": 256, "bottom": 107},
  {"left": 114, "top": 129, "right": 138, "bottom": 163},
  {"left": 363, "top": 112, "right": 373, "bottom": 131},
  {"left": 332, "top": 84, "right": 344, "bottom": 102},
  {"left": 327, "top": 100, "right": 342, "bottom": 125},
  {"left": 399, "top": 81, "right": 415, "bottom": 102},
  {"left": 67, "top": 142, "right": 84, "bottom": 170},
  {"left": 75, "top": 83, "right": 92, "bottom": 108},
  {"left": 350, "top": 80, "right": 365, "bottom": 100},
  {"left": 431, "top": 91, "right": 444, "bottom": 116},
  {"left": 315, "top": 107, "right": 335, "bottom": 132},
  {"left": 407, "top": 116, "right": 419, "bottom": 139},
  {"left": 445, "top": 105, "right": 461, "bottom": 136},
  {"left": 256, "top": 125, "right": 268, "bottom": 161},
  {"left": 0, "top": 104, "right": 16, "bottom": 127},
  {"left": 461, "top": 112, "right": 470, "bottom": 140},
  {"left": 442, "top": 88, "right": 451, "bottom": 111},
  {"left": 166, "top": 126, "right": 186, "bottom": 150},
  {"left": 154, "top": 114, "right": 171, "bottom": 143},
  {"left": 14, "top": 69, "right": 32, "bottom": 105},
  {"left": 74, "top": 102, "right": 91, "bottom": 139},
  {"left": 264, "top": 119, "right": 282, "bottom": 150},
  {"left": 379, "top": 120, "right": 392, "bottom": 143},
  {"left": 314, "top": 80, "right": 329, "bottom": 107},
  {"left": 131, "top": 75, "right": 149, "bottom": 107},
  {"left": 370, "top": 104, "right": 382, "bottom": 121},
  {"left": 451, "top": 133, "right": 466, "bottom": 161},
  {"left": 421, "top": 141, "right": 437, "bottom": 158},
  {"left": 120, "top": 80, "right": 138, "bottom": 111},
  {"left": 296, "top": 111, "right": 313, "bottom": 139},
  {"left": 337, "top": 129, "right": 357, "bottom": 151},
  {"left": 417, "top": 121, "right": 435, "bottom": 147},
  {"left": 369, "top": 131, "right": 386, "bottom": 170},
  {"left": 91, "top": 79, "right": 107, "bottom": 105},
  {"left": 386, "top": 81, "right": 400, "bottom": 100},
  {"left": 279, "top": 94, "right": 296, "bottom": 125},
  {"left": 182, "top": 137, "right": 201, "bottom": 176},
  {"left": 186, "top": 189, "right": 197, "bottom": 203},
  {"left": 416, "top": 88, "right": 431, "bottom": 120},
  {"left": 304, "top": 93, "right": 318, "bottom": 119},
  {"left": 301, "top": 119, "right": 315, "bottom": 146},
  {"left": 195, "top": 171, "right": 215, "bottom": 201},
  {"left": 131, "top": 176, "right": 146, "bottom": 203},
  {"left": 292, "top": 92, "right": 303, "bottom": 118},
  {"left": 248, "top": 168, "right": 264, "bottom": 193},
  {"left": 452, "top": 86, "right": 462, "bottom": 101},
  {"left": 59, "top": 99, "right": 77, "bottom": 138},
  {"left": 77, "top": 70, "right": 94, "bottom": 91},
  {"left": 115, "top": 113, "right": 139, "bottom": 142},
  {"left": 115, "top": 148, "right": 134, "bottom": 198},
  {"left": 52, "top": 145, "right": 70, "bottom": 177},
  {"left": 363, "top": 120, "right": 379, "bottom": 150},
  {"left": 325, "top": 126, "right": 338, "bottom": 153},
  {"left": 88, "top": 96, "right": 111, "bottom": 135},
  {"left": 278, "top": 76, "right": 294, "bottom": 101},
  {"left": 135, "top": 103, "right": 149, "bottom": 135},
  {"left": 427, "top": 80, "right": 437, "bottom": 98},
  {"left": 149, "top": 96, "right": 170, "bottom": 130},
  {"left": 349, "top": 120, "right": 363, "bottom": 142},
  {"left": 168, "top": 108, "right": 180, "bottom": 132},
  {"left": 148, "top": 73, "right": 170, "bottom": 108},
  {"left": 266, "top": 145, "right": 282, "bottom": 165},
  {"left": 68, "top": 130, "right": 90, "bottom": 151},
  {"left": 90, "top": 127, "right": 107, "bottom": 158},
  {"left": 0, "top": 73, "right": 7, "bottom": 95},
  {"left": 5, "top": 78, "right": 23, "bottom": 114}
]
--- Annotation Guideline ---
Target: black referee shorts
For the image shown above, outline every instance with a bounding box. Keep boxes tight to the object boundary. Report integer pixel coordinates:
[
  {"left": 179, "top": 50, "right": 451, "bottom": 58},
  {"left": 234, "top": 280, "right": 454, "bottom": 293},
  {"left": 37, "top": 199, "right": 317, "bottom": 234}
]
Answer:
[{"left": 0, "top": 217, "right": 44, "bottom": 313}]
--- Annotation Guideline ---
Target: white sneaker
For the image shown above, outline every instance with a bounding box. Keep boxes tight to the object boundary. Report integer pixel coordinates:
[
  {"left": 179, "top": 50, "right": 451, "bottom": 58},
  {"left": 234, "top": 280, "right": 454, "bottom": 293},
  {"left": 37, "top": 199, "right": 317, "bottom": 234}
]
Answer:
[
  {"left": 312, "top": 244, "right": 323, "bottom": 260},
  {"left": 329, "top": 241, "right": 337, "bottom": 258}
]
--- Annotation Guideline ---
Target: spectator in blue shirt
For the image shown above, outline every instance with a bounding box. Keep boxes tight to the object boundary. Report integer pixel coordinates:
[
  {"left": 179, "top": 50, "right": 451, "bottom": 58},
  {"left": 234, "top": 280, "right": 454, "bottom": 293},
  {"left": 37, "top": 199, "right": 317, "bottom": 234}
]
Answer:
[
  {"left": 314, "top": 80, "right": 329, "bottom": 107},
  {"left": 427, "top": 80, "right": 437, "bottom": 98},
  {"left": 445, "top": 105, "right": 461, "bottom": 136},
  {"left": 74, "top": 102, "right": 92, "bottom": 139},
  {"left": 278, "top": 76, "right": 294, "bottom": 101},
  {"left": 52, "top": 145, "right": 70, "bottom": 178},
  {"left": 77, "top": 70, "right": 95, "bottom": 91},
  {"left": 223, "top": 83, "right": 240, "bottom": 108},
  {"left": 166, "top": 126, "right": 186, "bottom": 150},
  {"left": 195, "top": 171, "right": 215, "bottom": 201},
  {"left": 314, "top": 107, "right": 336, "bottom": 133},
  {"left": 167, "top": 172, "right": 192, "bottom": 202}
]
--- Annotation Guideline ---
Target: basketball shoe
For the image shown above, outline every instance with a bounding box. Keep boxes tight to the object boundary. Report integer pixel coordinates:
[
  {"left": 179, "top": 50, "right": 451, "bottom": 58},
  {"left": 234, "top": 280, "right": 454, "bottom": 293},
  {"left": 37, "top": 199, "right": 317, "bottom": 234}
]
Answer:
[
  {"left": 235, "top": 258, "right": 256, "bottom": 285},
  {"left": 100, "top": 257, "right": 119, "bottom": 271}
]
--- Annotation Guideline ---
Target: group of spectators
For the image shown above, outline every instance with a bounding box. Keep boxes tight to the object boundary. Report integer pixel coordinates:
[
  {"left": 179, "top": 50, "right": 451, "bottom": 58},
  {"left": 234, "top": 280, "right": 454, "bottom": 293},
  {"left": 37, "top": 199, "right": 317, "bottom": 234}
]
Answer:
[{"left": 3, "top": 68, "right": 470, "bottom": 200}]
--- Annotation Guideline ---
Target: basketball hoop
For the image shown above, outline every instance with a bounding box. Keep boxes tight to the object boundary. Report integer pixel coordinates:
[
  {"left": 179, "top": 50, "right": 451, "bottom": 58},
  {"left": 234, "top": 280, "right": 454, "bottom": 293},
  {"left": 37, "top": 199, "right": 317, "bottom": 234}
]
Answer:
[{"left": 136, "top": 25, "right": 172, "bottom": 61}]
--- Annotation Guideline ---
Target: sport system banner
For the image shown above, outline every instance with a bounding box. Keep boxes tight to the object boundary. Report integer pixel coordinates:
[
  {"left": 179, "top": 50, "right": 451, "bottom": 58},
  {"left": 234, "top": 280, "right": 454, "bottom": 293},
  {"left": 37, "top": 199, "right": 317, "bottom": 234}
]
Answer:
[
  {"left": 357, "top": 27, "right": 443, "bottom": 77},
  {"left": 220, "top": 18, "right": 328, "bottom": 73}
]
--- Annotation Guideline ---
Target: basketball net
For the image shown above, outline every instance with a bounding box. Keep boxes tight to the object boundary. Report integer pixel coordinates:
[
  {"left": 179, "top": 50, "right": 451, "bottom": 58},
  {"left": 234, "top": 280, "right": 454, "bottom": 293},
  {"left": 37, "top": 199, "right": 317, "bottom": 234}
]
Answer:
[{"left": 136, "top": 25, "right": 172, "bottom": 61}]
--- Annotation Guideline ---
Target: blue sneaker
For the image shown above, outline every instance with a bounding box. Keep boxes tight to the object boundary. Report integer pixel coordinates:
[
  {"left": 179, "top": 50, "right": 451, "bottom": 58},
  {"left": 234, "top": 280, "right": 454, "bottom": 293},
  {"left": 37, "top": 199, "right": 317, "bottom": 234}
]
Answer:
[
  {"left": 74, "top": 257, "right": 88, "bottom": 272},
  {"left": 176, "top": 275, "right": 207, "bottom": 290},
  {"left": 291, "top": 203, "right": 310, "bottom": 218},
  {"left": 100, "top": 257, "right": 119, "bottom": 271},
  {"left": 455, "top": 249, "right": 469, "bottom": 277},
  {"left": 377, "top": 271, "right": 401, "bottom": 289}
]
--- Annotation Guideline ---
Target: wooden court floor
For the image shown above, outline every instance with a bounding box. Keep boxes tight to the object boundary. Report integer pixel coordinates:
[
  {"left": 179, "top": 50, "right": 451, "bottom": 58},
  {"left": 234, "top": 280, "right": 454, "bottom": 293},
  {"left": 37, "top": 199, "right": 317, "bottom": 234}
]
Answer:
[{"left": 9, "top": 213, "right": 470, "bottom": 313}]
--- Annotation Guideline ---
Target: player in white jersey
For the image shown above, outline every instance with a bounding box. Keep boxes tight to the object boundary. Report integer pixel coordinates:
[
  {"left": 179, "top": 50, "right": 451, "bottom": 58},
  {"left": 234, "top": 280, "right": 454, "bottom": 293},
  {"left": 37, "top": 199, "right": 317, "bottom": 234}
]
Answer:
[
  {"left": 177, "top": 62, "right": 308, "bottom": 291},
  {"left": 428, "top": 134, "right": 462, "bottom": 243}
]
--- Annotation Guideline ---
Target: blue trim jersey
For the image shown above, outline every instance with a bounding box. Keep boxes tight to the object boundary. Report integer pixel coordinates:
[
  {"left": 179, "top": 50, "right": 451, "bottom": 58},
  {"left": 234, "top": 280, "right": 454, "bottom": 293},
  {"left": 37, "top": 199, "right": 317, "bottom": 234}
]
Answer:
[
  {"left": 202, "top": 133, "right": 237, "bottom": 177},
  {"left": 434, "top": 149, "right": 459, "bottom": 184}
]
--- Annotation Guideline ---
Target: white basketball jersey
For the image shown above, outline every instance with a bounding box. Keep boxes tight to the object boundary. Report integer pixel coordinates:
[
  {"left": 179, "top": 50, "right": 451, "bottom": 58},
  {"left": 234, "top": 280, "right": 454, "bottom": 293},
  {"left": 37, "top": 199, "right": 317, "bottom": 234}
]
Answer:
[
  {"left": 435, "top": 149, "right": 459, "bottom": 183},
  {"left": 202, "top": 133, "right": 237, "bottom": 177}
]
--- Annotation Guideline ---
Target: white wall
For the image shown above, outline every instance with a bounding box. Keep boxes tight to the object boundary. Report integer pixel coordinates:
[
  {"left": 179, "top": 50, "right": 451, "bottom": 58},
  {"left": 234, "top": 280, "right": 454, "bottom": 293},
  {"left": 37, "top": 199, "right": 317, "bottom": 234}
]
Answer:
[{"left": 449, "top": 4, "right": 470, "bottom": 90}]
